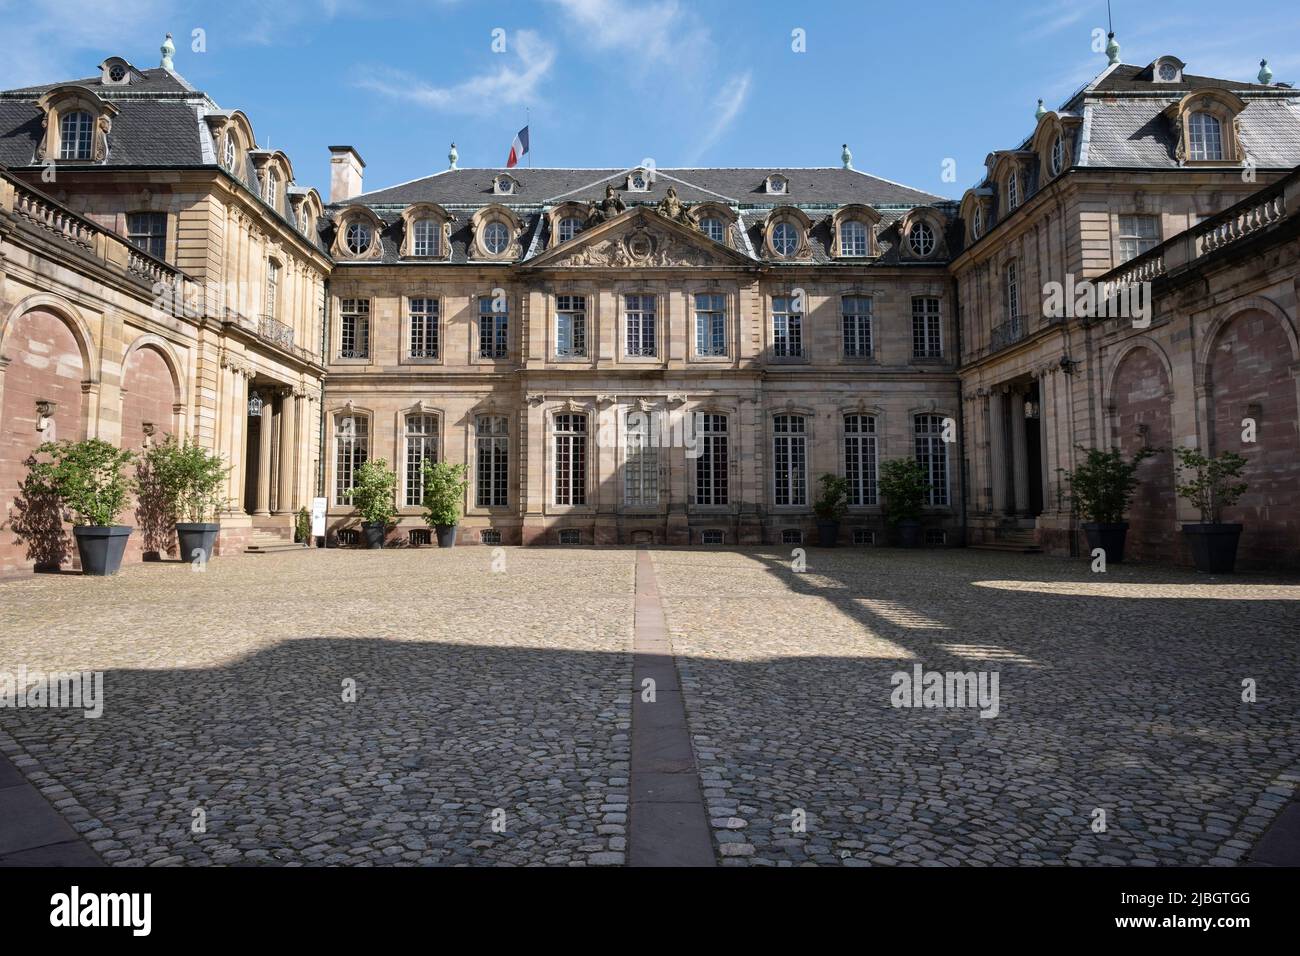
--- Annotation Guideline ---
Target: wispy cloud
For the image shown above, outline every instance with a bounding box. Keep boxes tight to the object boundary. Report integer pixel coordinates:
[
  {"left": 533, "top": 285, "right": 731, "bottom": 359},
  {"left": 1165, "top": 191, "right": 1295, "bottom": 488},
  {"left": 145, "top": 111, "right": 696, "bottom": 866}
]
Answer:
[
  {"left": 545, "top": 0, "right": 691, "bottom": 63},
  {"left": 0, "top": 0, "right": 173, "bottom": 87},
  {"left": 356, "top": 29, "right": 555, "bottom": 113},
  {"left": 687, "top": 71, "right": 752, "bottom": 163},
  {"left": 1019, "top": 1, "right": 1095, "bottom": 43}
]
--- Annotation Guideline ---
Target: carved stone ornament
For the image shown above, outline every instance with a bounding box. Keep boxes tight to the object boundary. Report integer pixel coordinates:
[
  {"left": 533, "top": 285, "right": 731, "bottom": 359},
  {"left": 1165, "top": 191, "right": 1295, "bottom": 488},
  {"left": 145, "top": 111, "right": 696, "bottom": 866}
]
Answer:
[
  {"left": 560, "top": 227, "right": 716, "bottom": 268},
  {"left": 526, "top": 393, "right": 546, "bottom": 406}
]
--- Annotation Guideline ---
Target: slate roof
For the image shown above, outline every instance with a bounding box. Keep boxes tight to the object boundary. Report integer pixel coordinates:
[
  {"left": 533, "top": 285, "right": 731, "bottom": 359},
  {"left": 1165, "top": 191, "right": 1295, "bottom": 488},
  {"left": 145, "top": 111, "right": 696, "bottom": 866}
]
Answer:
[{"left": 1091, "top": 63, "right": 1281, "bottom": 94}]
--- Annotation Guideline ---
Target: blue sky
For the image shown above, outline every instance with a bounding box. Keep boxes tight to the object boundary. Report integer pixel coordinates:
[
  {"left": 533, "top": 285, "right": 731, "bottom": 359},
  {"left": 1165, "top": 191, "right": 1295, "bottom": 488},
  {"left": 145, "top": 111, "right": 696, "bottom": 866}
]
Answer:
[{"left": 2, "top": 0, "right": 1297, "bottom": 199}]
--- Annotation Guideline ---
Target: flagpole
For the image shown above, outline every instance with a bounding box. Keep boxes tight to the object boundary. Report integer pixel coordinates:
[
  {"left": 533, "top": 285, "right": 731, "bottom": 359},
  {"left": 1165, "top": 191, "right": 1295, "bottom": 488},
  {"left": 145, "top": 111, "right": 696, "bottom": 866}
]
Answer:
[{"left": 527, "top": 108, "right": 531, "bottom": 168}]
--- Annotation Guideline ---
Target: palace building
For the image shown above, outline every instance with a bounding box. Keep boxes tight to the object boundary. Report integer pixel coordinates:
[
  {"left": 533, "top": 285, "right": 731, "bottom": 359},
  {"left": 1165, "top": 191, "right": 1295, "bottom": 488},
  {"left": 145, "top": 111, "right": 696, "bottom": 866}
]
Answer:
[{"left": 1, "top": 36, "right": 1297, "bottom": 571}]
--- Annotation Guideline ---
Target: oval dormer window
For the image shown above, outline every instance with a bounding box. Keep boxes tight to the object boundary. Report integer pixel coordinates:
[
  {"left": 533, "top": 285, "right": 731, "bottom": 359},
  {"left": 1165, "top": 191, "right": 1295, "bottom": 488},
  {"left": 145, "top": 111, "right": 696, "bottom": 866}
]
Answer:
[
  {"left": 1050, "top": 135, "right": 1065, "bottom": 176},
  {"left": 909, "top": 221, "right": 935, "bottom": 257},
  {"left": 345, "top": 221, "right": 372, "bottom": 255},
  {"left": 772, "top": 221, "right": 798, "bottom": 257},
  {"left": 972, "top": 207, "right": 984, "bottom": 240},
  {"left": 484, "top": 221, "right": 510, "bottom": 255}
]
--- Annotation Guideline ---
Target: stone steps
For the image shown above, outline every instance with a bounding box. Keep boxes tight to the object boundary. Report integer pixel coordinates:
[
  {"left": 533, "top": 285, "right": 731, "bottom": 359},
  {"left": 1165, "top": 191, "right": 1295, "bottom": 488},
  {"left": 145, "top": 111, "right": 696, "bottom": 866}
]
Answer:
[{"left": 245, "top": 532, "right": 304, "bottom": 555}]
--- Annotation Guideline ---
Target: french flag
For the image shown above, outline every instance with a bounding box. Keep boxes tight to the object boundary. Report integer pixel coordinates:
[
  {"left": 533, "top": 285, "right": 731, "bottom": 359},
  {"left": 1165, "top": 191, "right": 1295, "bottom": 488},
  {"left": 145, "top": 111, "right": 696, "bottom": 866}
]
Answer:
[{"left": 506, "top": 126, "right": 530, "bottom": 169}]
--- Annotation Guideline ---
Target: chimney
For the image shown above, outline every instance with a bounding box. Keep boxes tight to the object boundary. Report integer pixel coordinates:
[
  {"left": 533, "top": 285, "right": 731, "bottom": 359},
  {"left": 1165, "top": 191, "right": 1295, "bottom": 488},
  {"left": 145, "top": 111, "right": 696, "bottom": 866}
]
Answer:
[{"left": 329, "top": 145, "right": 365, "bottom": 204}]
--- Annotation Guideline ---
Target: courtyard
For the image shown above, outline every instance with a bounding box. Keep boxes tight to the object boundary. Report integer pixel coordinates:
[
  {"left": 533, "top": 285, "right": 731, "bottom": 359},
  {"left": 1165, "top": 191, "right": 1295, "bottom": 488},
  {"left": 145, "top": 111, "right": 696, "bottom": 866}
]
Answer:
[{"left": 1, "top": 545, "right": 1297, "bottom": 867}]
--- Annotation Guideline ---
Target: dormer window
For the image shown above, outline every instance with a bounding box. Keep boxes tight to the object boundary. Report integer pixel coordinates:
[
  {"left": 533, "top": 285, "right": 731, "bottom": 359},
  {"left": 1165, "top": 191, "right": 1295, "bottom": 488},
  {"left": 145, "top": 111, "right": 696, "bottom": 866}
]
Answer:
[
  {"left": 1188, "top": 111, "right": 1223, "bottom": 161},
  {"left": 558, "top": 216, "right": 583, "bottom": 243},
  {"left": 1050, "top": 135, "right": 1065, "bottom": 176},
  {"left": 1006, "top": 171, "right": 1020, "bottom": 210},
  {"left": 1152, "top": 56, "right": 1186, "bottom": 84},
  {"left": 59, "top": 111, "right": 94, "bottom": 160},
  {"left": 627, "top": 169, "right": 651, "bottom": 192},
  {"left": 839, "top": 220, "right": 869, "bottom": 257},
  {"left": 700, "top": 217, "right": 725, "bottom": 243},
  {"left": 108, "top": 64, "right": 127, "bottom": 83},
  {"left": 908, "top": 221, "right": 935, "bottom": 257},
  {"left": 772, "top": 221, "right": 799, "bottom": 257},
  {"left": 100, "top": 57, "right": 133, "bottom": 86},
  {"left": 765, "top": 174, "right": 789, "bottom": 195},
  {"left": 223, "top": 134, "right": 236, "bottom": 171},
  {"left": 493, "top": 174, "right": 518, "bottom": 195},
  {"left": 265, "top": 170, "right": 279, "bottom": 208},
  {"left": 972, "top": 207, "right": 984, "bottom": 240},
  {"left": 412, "top": 219, "right": 440, "bottom": 256},
  {"left": 345, "top": 221, "right": 372, "bottom": 255},
  {"left": 484, "top": 221, "right": 510, "bottom": 255}
]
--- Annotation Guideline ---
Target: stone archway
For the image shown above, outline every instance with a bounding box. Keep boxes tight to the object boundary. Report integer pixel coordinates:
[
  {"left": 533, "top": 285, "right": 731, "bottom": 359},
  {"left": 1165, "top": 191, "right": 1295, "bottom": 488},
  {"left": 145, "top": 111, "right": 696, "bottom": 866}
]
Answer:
[{"left": 1109, "top": 345, "right": 1175, "bottom": 563}]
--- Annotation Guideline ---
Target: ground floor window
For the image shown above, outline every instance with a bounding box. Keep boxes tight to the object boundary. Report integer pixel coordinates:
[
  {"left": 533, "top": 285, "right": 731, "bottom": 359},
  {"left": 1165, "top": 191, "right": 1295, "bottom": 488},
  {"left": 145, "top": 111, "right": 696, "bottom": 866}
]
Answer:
[
  {"left": 624, "top": 411, "right": 658, "bottom": 506},
  {"left": 695, "top": 413, "right": 729, "bottom": 506},
  {"left": 476, "top": 415, "right": 509, "bottom": 507},
  {"left": 334, "top": 414, "right": 369, "bottom": 504},
  {"left": 844, "top": 415, "right": 878, "bottom": 505},
  {"left": 404, "top": 414, "right": 438, "bottom": 506},
  {"left": 554, "top": 413, "right": 588, "bottom": 506},
  {"left": 914, "top": 414, "right": 949, "bottom": 506},
  {"left": 773, "top": 415, "right": 807, "bottom": 506}
]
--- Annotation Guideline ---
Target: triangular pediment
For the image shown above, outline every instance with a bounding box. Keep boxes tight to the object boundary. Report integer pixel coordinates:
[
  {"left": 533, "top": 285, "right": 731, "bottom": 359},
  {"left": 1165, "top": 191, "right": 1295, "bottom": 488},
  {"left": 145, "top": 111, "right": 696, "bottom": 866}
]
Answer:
[{"left": 523, "top": 207, "right": 754, "bottom": 269}]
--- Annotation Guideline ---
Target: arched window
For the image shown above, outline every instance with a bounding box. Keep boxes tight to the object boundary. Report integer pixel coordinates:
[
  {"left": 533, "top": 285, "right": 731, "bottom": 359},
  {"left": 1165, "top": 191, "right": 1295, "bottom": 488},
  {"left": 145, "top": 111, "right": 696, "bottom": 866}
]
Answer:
[
  {"left": 773, "top": 415, "right": 808, "bottom": 507},
  {"left": 265, "top": 170, "right": 279, "bottom": 208},
  {"left": 1188, "top": 111, "right": 1223, "bottom": 161},
  {"left": 344, "top": 221, "right": 372, "bottom": 256},
  {"left": 1049, "top": 135, "right": 1065, "bottom": 176},
  {"left": 404, "top": 414, "right": 439, "bottom": 507},
  {"left": 694, "top": 413, "right": 729, "bottom": 506},
  {"left": 700, "top": 217, "right": 725, "bottom": 243},
  {"left": 59, "top": 110, "right": 93, "bottom": 160},
  {"left": 843, "top": 415, "right": 878, "bottom": 506},
  {"left": 412, "top": 219, "right": 439, "bottom": 256},
  {"left": 484, "top": 221, "right": 510, "bottom": 255},
  {"left": 558, "top": 217, "right": 583, "bottom": 243},
  {"left": 772, "top": 221, "right": 799, "bottom": 257},
  {"left": 624, "top": 411, "right": 658, "bottom": 507},
  {"left": 1006, "top": 171, "right": 1019, "bottom": 210},
  {"left": 223, "top": 134, "right": 236, "bottom": 170},
  {"left": 840, "top": 220, "right": 869, "bottom": 257},
  {"left": 334, "top": 414, "right": 369, "bottom": 504},
  {"left": 908, "top": 221, "right": 935, "bottom": 257},
  {"left": 475, "top": 415, "right": 509, "bottom": 507},
  {"left": 265, "top": 259, "right": 280, "bottom": 319},
  {"left": 554, "top": 413, "right": 588, "bottom": 506},
  {"left": 914, "top": 415, "right": 949, "bottom": 506}
]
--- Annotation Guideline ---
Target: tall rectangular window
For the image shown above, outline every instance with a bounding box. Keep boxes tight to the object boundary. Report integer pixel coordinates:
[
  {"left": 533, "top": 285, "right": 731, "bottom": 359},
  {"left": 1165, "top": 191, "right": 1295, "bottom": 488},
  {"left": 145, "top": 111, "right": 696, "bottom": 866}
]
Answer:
[
  {"left": 1188, "top": 112, "right": 1223, "bottom": 162},
  {"left": 404, "top": 414, "right": 438, "bottom": 507},
  {"left": 555, "top": 294, "right": 587, "bottom": 358},
  {"left": 624, "top": 411, "right": 659, "bottom": 507},
  {"left": 694, "top": 293, "right": 726, "bottom": 357},
  {"left": 59, "top": 111, "right": 93, "bottom": 160},
  {"left": 334, "top": 415, "right": 369, "bottom": 505},
  {"left": 409, "top": 298, "right": 439, "bottom": 358},
  {"left": 914, "top": 414, "right": 949, "bottom": 506},
  {"left": 841, "top": 296, "right": 873, "bottom": 358},
  {"left": 476, "top": 415, "right": 509, "bottom": 507},
  {"left": 478, "top": 296, "right": 509, "bottom": 358},
  {"left": 413, "top": 220, "right": 439, "bottom": 257},
  {"left": 126, "top": 212, "right": 167, "bottom": 259},
  {"left": 554, "top": 413, "right": 588, "bottom": 506},
  {"left": 1005, "top": 262, "right": 1019, "bottom": 323},
  {"left": 624, "top": 294, "right": 657, "bottom": 357},
  {"left": 912, "top": 297, "right": 943, "bottom": 358},
  {"left": 772, "top": 295, "right": 803, "bottom": 358},
  {"left": 695, "top": 413, "right": 729, "bottom": 506},
  {"left": 340, "top": 298, "right": 370, "bottom": 358},
  {"left": 265, "top": 260, "right": 280, "bottom": 319},
  {"left": 844, "top": 415, "right": 878, "bottom": 506},
  {"left": 773, "top": 415, "right": 807, "bottom": 506},
  {"left": 1117, "top": 215, "right": 1161, "bottom": 264}
]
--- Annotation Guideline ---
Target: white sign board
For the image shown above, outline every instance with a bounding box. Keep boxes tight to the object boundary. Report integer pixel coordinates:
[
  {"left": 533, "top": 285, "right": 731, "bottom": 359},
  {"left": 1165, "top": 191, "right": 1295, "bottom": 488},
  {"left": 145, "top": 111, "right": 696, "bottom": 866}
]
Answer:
[{"left": 310, "top": 497, "right": 327, "bottom": 538}]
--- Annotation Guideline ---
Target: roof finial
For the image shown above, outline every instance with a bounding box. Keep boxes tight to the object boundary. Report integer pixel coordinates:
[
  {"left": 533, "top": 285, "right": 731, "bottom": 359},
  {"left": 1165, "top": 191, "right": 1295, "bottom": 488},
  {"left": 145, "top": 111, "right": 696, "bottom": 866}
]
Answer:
[
  {"left": 1259, "top": 59, "right": 1273, "bottom": 85},
  {"left": 1035, "top": 98, "right": 1047, "bottom": 121},
  {"left": 841, "top": 143, "right": 853, "bottom": 170},
  {"left": 160, "top": 32, "right": 175, "bottom": 71},
  {"left": 448, "top": 142, "right": 459, "bottom": 170},
  {"left": 1106, "top": 32, "right": 1120, "bottom": 66}
]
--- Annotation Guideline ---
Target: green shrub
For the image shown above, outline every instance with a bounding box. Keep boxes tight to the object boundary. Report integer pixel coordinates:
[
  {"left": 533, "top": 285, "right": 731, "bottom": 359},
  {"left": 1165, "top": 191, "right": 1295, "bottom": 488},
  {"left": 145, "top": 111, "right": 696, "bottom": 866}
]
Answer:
[
  {"left": 139, "top": 435, "right": 229, "bottom": 523},
  {"left": 813, "top": 473, "right": 850, "bottom": 521},
  {"left": 1065, "top": 446, "right": 1155, "bottom": 524},
  {"left": 878, "top": 458, "right": 928, "bottom": 525},
  {"left": 1173, "top": 447, "right": 1248, "bottom": 523},
  {"left": 343, "top": 458, "right": 398, "bottom": 526},
  {"left": 422, "top": 461, "right": 469, "bottom": 528},
  {"left": 26, "top": 439, "right": 135, "bottom": 527}
]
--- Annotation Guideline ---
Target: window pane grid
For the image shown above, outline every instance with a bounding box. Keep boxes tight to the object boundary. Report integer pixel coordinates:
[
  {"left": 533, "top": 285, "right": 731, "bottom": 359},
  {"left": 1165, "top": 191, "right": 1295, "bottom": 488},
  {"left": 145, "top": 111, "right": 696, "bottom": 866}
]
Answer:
[
  {"left": 773, "top": 415, "right": 807, "bottom": 506},
  {"left": 340, "top": 298, "right": 370, "bottom": 358},
  {"left": 475, "top": 415, "right": 509, "bottom": 507},
  {"left": 59, "top": 111, "right": 93, "bottom": 160},
  {"left": 554, "top": 413, "right": 588, "bottom": 505},
  {"left": 404, "top": 414, "right": 438, "bottom": 507},
  {"left": 844, "top": 415, "right": 878, "bottom": 506},
  {"left": 413, "top": 220, "right": 440, "bottom": 257},
  {"left": 625, "top": 294, "right": 657, "bottom": 357},
  {"left": 624, "top": 413, "right": 659, "bottom": 506},
  {"left": 334, "top": 416, "right": 369, "bottom": 504},
  {"left": 126, "top": 212, "right": 166, "bottom": 259},
  {"left": 914, "top": 414, "right": 949, "bottom": 506},
  {"left": 694, "top": 293, "right": 726, "bottom": 356},
  {"left": 912, "top": 297, "right": 943, "bottom": 358},
  {"left": 1117, "top": 215, "right": 1161, "bottom": 264},
  {"left": 842, "top": 296, "right": 873, "bottom": 357},
  {"left": 556, "top": 294, "right": 587, "bottom": 357},
  {"left": 409, "top": 298, "right": 439, "bottom": 358},
  {"left": 478, "top": 297, "right": 509, "bottom": 358},
  {"left": 772, "top": 296, "right": 803, "bottom": 357},
  {"left": 694, "top": 414, "right": 729, "bottom": 506}
]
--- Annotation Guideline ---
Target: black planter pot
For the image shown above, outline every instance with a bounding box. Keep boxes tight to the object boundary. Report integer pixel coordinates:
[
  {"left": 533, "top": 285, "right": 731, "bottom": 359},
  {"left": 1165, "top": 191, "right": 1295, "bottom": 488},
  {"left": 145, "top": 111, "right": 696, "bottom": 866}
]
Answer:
[
  {"left": 435, "top": 525, "right": 458, "bottom": 549},
  {"left": 1182, "top": 523, "right": 1243, "bottom": 574},
  {"left": 73, "top": 525, "right": 132, "bottom": 576},
  {"left": 176, "top": 522, "right": 220, "bottom": 565},
  {"left": 896, "top": 519, "right": 922, "bottom": 548},
  {"left": 362, "top": 522, "right": 387, "bottom": 549},
  {"left": 815, "top": 520, "right": 840, "bottom": 547},
  {"left": 1082, "top": 522, "right": 1129, "bottom": 563}
]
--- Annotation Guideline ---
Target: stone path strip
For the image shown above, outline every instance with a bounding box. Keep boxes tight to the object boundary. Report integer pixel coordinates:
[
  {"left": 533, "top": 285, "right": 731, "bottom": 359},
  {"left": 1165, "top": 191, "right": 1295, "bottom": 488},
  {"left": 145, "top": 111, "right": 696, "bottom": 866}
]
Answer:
[
  {"left": 0, "top": 746, "right": 102, "bottom": 866},
  {"left": 628, "top": 549, "right": 714, "bottom": 867}
]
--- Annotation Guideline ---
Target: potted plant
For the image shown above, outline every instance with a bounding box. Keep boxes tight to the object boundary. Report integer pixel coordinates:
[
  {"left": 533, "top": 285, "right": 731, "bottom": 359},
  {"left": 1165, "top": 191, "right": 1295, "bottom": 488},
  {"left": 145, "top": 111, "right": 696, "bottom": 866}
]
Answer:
[
  {"left": 422, "top": 461, "right": 469, "bottom": 548},
  {"left": 1064, "top": 446, "right": 1154, "bottom": 564},
  {"left": 344, "top": 458, "right": 398, "bottom": 549},
  {"left": 879, "top": 458, "right": 927, "bottom": 548},
  {"left": 813, "top": 473, "right": 850, "bottom": 547},
  {"left": 26, "top": 438, "right": 135, "bottom": 575},
  {"left": 141, "top": 436, "right": 229, "bottom": 564},
  {"left": 1174, "top": 447, "right": 1248, "bottom": 573}
]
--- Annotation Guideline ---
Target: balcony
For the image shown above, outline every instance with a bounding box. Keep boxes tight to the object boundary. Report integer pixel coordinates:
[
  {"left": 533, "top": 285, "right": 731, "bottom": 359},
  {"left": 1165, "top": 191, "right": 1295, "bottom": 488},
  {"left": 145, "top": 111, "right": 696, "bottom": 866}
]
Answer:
[{"left": 989, "top": 314, "right": 1029, "bottom": 352}]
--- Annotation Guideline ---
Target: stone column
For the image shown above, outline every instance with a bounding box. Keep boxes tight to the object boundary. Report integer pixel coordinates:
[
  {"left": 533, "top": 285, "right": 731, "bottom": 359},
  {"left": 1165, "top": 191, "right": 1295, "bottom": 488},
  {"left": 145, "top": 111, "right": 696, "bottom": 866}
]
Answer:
[
  {"left": 988, "top": 389, "right": 1008, "bottom": 515},
  {"left": 1010, "top": 386, "right": 1030, "bottom": 515},
  {"left": 277, "top": 387, "right": 298, "bottom": 513},
  {"left": 1037, "top": 373, "right": 1053, "bottom": 513},
  {"left": 226, "top": 362, "right": 249, "bottom": 513},
  {"left": 254, "top": 387, "right": 273, "bottom": 516}
]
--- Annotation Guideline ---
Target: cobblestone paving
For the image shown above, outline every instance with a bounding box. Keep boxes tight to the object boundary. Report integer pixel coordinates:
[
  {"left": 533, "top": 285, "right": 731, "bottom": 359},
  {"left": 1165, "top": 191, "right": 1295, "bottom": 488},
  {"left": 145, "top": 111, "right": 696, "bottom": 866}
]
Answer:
[
  {"left": 0, "top": 548, "right": 633, "bottom": 866},
  {"left": 650, "top": 548, "right": 1300, "bottom": 867}
]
